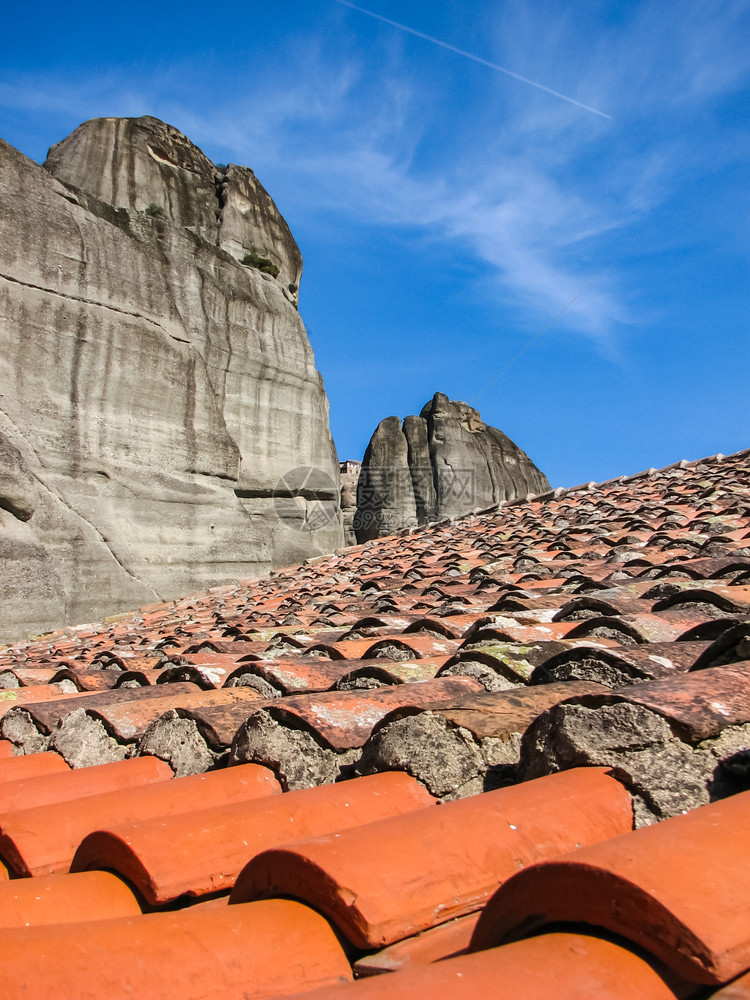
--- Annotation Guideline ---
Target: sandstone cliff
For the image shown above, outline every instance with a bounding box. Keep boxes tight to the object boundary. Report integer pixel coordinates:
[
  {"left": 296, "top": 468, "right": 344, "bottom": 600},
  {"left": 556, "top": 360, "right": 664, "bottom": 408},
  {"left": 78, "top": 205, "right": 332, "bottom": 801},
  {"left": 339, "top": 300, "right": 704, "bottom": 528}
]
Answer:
[
  {"left": 0, "top": 117, "right": 342, "bottom": 642},
  {"left": 354, "top": 393, "right": 550, "bottom": 542}
]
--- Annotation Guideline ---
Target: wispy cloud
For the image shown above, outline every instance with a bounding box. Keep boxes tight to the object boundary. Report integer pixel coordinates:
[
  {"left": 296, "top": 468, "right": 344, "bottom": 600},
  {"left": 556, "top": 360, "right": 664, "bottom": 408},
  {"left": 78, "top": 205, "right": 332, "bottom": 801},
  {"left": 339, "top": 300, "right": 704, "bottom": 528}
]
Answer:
[
  {"left": 2, "top": 0, "right": 748, "bottom": 349},
  {"left": 332, "top": 0, "right": 613, "bottom": 119}
]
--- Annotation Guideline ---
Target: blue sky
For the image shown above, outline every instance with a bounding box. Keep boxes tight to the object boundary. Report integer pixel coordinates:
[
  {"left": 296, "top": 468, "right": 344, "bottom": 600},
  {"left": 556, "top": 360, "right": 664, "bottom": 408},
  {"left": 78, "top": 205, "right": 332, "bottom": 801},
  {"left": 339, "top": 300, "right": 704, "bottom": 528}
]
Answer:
[{"left": 2, "top": 0, "right": 748, "bottom": 487}]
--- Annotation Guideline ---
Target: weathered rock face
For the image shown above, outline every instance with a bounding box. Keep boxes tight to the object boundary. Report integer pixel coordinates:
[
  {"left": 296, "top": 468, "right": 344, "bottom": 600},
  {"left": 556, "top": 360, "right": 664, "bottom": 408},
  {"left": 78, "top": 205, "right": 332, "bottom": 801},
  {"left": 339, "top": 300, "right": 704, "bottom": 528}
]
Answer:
[
  {"left": 354, "top": 417, "right": 417, "bottom": 542},
  {"left": 354, "top": 393, "right": 550, "bottom": 542},
  {"left": 338, "top": 461, "right": 361, "bottom": 547},
  {"left": 0, "top": 117, "right": 342, "bottom": 642},
  {"left": 44, "top": 117, "right": 302, "bottom": 294}
]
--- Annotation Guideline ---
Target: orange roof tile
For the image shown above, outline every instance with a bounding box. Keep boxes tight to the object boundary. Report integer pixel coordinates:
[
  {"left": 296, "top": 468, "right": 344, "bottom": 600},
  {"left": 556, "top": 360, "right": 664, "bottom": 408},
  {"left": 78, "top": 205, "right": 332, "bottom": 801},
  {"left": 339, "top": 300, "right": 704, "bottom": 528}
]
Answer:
[
  {"left": 230, "top": 768, "right": 631, "bottom": 949},
  {"left": 71, "top": 771, "right": 434, "bottom": 905},
  {"left": 0, "top": 446, "right": 747, "bottom": 997},
  {"left": 284, "top": 932, "right": 681, "bottom": 999},
  {"left": 0, "top": 870, "right": 141, "bottom": 928},
  {"left": 0, "top": 763, "right": 278, "bottom": 877},
  {"left": 471, "top": 789, "right": 750, "bottom": 985},
  {"left": 0, "top": 899, "right": 353, "bottom": 999}
]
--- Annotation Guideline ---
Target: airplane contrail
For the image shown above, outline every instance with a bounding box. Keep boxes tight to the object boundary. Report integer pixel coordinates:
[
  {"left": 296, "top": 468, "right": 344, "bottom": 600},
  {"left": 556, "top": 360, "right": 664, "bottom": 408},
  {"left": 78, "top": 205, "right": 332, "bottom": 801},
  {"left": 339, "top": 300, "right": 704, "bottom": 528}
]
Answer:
[{"left": 333, "top": 0, "right": 612, "bottom": 120}]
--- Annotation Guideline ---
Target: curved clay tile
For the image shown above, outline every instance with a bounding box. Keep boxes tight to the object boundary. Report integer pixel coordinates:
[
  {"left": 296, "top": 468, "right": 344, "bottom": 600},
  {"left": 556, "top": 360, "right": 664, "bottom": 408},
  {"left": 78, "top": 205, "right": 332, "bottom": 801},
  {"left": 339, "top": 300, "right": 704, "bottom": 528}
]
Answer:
[
  {"left": 488, "top": 592, "right": 570, "bottom": 613},
  {"left": 593, "top": 662, "right": 750, "bottom": 742},
  {"left": 89, "top": 652, "right": 129, "bottom": 670},
  {"left": 301, "top": 642, "right": 347, "bottom": 660},
  {"left": 0, "top": 666, "right": 61, "bottom": 687},
  {"left": 401, "top": 618, "right": 465, "bottom": 639},
  {"left": 653, "top": 586, "right": 750, "bottom": 617},
  {"left": 70, "top": 771, "right": 435, "bottom": 905},
  {"left": 229, "top": 679, "right": 481, "bottom": 790},
  {"left": 156, "top": 664, "right": 229, "bottom": 689},
  {"left": 137, "top": 692, "right": 282, "bottom": 777},
  {"left": 529, "top": 641, "right": 709, "bottom": 688},
  {"left": 113, "top": 670, "right": 158, "bottom": 688},
  {"left": 677, "top": 618, "right": 748, "bottom": 642},
  {"left": 0, "top": 763, "right": 279, "bottom": 877},
  {"left": 0, "top": 870, "right": 141, "bottom": 928},
  {"left": 0, "top": 898, "right": 352, "bottom": 1000},
  {"left": 334, "top": 659, "right": 444, "bottom": 691},
  {"left": 275, "top": 932, "right": 679, "bottom": 1000},
  {"left": 0, "top": 683, "right": 100, "bottom": 717},
  {"left": 230, "top": 768, "right": 632, "bottom": 949},
  {"left": 358, "top": 682, "right": 606, "bottom": 799},
  {"left": 691, "top": 623, "right": 750, "bottom": 670},
  {"left": 437, "top": 650, "right": 526, "bottom": 691},
  {"left": 552, "top": 597, "right": 647, "bottom": 622},
  {"left": 224, "top": 657, "right": 356, "bottom": 695},
  {"left": 563, "top": 614, "right": 684, "bottom": 645},
  {"left": 222, "top": 665, "right": 285, "bottom": 698},
  {"left": 520, "top": 661, "right": 750, "bottom": 822},
  {"left": 0, "top": 749, "right": 69, "bottom": 782},
  {"left": 48, "top": 686, "right": 264, "bottom": 769},
  {"left": 48, "top": 668, "right": 124, "bottom": 691},
  {"left": 470, "top": 789, "right": 750, "bottom": 985},
  {"left": 446, "top": 639, "right": 588, "bottom": 685},
  {"left": 0, "top": 681, "right": 202, "bottom": 755},
  {"left": 0, "top": 755, "right": 172, "bottom": 822},
  {"left": 461, "top": 622, "right": 581, "bottom": 647}
]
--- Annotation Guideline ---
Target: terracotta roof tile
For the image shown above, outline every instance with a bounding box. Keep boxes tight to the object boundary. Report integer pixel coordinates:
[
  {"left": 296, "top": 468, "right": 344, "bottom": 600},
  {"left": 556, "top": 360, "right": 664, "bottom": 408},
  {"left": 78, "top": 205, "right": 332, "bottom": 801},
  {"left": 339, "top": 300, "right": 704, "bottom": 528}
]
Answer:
[
  {"left": 223, "top": 656, "right": 388, "bottom": 695},
  {"left": 333, "top": 658, "right": 446, "bottom": 690},
  {"left": 70, "top": 771, "right": 434, "bottom": 905},
  {"left": 0, "top": 683, "right": 105, "bottom": 717},
  {"left": 528, "top": 639, "right": 711, "bottom": 686},
  {"left": 0, "top": 749, "right": 69, "bottom": 781},
  {"left": 48, "top": 686, "right": 264, "bottom": 769},
  {"left": 358, "top": 681, "right": 606, "bottom": 799},
  {"left": 0, "top": 898, "right": 353, "bottom": 999},
  {"left": 230, "top": 768, "right": 631, "bottom": 948},
  {"left": 471, "top": 789, "right": 750, "bottom": 985},
  {"left": 0, "top": 756, "right": 171, "bottom": 823},
  {"left": 227, "top": 679, "right": 481, "bottom": 790},
  {"left": 0, "top": 763, "right": 278, "bottom": 877},
  {"left": 0, "top": 447, "right": 748, "bottom": 996},
  {"left": 0, "top": 681, "right": 202, "bottom": 756},
  {"left": 49, "top": 668, "right": 125, "bottom": 691},
  {"left": 283, "top": 932, "right": 680, "bottom": 999},
  {"left": 0, "top": 870, "right": 141, "bottom": 928}
]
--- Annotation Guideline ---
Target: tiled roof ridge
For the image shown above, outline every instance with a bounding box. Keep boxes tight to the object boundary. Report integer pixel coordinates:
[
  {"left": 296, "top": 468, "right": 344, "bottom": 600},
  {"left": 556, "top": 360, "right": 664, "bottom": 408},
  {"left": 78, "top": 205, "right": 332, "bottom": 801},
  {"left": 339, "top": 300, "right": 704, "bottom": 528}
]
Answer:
[{"left": 389, "top": 445, "right": 750, "bottom": 537}]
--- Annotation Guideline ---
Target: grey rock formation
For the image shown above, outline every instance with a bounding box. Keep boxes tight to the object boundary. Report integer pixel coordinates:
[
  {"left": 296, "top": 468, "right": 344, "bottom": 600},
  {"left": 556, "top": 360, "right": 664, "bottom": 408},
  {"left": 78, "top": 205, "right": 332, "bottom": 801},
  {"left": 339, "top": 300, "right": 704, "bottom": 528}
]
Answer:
[
  {"left": 338, "top": 461, "right": 361, "bottom": 547},
  {"left": 354, "top": 392, "right": 550, "bottom": 542},
  {"left": 45, "top": 117, "right": 302, "bottom": 296},
  {"left": 0, "top": 117, "right": 342, "bottom": 642},
  {"left": 355, "top": 416, "right": 417, "bottom": 541}
]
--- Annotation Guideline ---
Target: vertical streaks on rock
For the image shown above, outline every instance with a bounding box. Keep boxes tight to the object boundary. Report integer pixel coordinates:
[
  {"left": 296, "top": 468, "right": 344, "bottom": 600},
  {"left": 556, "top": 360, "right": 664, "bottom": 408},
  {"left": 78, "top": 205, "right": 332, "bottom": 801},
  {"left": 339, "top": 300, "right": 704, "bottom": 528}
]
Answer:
[
  {"left": 354, "top": 417, "right": 417, "bottom": 543},
  {"left": 0, "top": 117, "right": 342, "bottom": 641}
]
